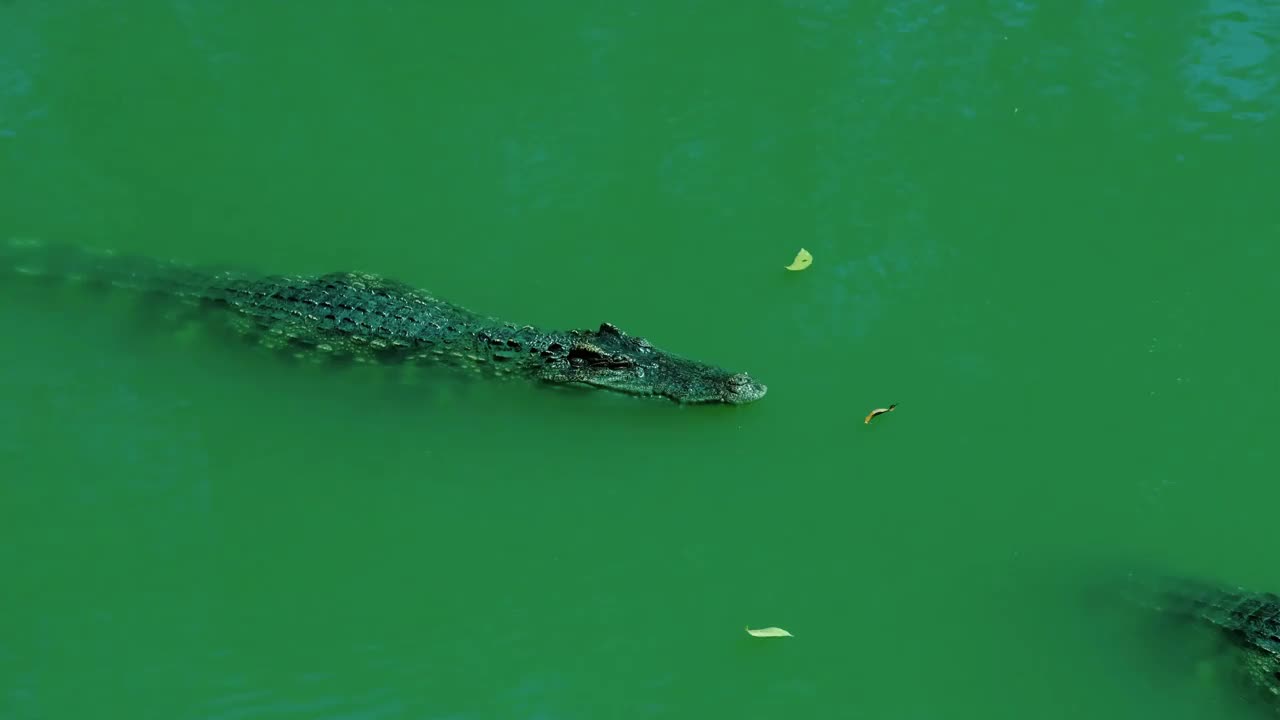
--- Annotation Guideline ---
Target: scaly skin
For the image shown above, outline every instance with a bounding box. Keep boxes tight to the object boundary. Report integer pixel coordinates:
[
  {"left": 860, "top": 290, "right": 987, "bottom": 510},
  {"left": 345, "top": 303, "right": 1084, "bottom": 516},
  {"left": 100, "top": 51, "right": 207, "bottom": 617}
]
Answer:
[
  {"left": 3, "top": 238, "right": 767, "bottom": 405},
  {"left": 1128, "top": 573, "right": 1280, "bottom": 715}
]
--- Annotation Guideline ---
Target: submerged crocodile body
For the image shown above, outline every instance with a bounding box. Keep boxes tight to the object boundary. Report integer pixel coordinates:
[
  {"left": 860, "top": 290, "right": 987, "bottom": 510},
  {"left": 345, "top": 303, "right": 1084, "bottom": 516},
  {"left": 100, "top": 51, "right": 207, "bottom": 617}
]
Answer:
[
  {"left": 1126, "top": 574, "right": 1280, "bottom": 715},
  {"left": 2, "top": 238, "right": 766, "bottom": 405}
]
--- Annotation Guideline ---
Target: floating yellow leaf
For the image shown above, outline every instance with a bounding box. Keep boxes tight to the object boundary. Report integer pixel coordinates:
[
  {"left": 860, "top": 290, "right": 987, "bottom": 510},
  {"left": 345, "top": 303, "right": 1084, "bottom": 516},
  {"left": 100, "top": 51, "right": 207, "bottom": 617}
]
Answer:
[
  {"left": 784, "top": 248, "right": 812, "bottom": 271},
  {"left": 746, "top": 625, "right": 793, "bottom": 638},
  {"left": 864, "top": 403, "right": 898, "bottom": 425}
]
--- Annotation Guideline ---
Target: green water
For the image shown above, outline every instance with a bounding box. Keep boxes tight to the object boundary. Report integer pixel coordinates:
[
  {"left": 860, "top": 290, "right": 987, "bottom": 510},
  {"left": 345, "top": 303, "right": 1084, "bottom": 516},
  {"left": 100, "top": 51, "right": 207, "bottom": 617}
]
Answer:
[{"left": 3, "top": 2, "right": 1278, "bottom": 718}]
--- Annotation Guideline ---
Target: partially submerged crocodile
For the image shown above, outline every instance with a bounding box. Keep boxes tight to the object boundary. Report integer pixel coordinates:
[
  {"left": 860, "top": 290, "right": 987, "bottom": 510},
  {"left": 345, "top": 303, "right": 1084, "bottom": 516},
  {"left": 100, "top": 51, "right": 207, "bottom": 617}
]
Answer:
[
  {"left": 1122, "top": 573, "right": 1280, "bottom": 715},
  {"left": 2, "top": 238, "right": 767, "bottom": 405}
]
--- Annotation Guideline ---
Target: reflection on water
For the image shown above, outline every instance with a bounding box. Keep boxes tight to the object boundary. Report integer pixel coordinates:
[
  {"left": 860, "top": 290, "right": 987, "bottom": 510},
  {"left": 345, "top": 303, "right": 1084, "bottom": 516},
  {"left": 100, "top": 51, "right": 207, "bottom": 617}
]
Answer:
[{"left": 1182, "top": 0, "right": 1277, "bottom": 134}]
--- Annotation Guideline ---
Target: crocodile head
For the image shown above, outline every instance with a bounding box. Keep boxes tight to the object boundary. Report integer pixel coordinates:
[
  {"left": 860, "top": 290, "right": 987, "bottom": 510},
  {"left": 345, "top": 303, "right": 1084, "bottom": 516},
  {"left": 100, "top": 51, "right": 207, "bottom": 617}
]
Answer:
[{"left": 540, "top": 323, "right": 766, "bottom": 405}]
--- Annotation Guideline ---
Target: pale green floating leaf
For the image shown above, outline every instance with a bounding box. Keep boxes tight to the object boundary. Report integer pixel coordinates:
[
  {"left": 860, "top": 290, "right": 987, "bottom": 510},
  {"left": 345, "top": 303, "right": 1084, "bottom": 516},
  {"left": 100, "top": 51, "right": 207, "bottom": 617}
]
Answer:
[
  {"left": 746, "top": 625, "right": 793, "bottom": 638},
  {"left": 784, "top": 248, "right": 812, "bottom": 271}
]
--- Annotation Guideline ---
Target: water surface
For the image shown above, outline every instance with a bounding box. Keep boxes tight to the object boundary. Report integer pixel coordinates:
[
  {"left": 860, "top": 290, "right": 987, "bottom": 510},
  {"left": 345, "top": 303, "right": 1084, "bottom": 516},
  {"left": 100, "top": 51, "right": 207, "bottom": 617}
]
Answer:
[{"left": 2, "top": 2, "right": 1278, "bottom": 718}]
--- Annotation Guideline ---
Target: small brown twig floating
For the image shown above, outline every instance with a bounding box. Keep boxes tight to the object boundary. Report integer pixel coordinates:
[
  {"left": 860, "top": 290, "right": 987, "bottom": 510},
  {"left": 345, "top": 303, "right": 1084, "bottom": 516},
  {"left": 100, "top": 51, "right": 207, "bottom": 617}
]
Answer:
[{"left": 864, "top": 403, "right": 897, "bottom": 424}]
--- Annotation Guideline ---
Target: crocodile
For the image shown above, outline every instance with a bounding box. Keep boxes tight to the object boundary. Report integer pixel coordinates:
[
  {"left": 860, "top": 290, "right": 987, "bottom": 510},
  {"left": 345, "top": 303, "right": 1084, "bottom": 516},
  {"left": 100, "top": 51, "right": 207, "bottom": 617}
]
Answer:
[
  {"left": 1119, "top": 572, "right": 1280, "bottom": 716},
  {"left": 2, "top": 237, "right": 767, "bottom": 405}
]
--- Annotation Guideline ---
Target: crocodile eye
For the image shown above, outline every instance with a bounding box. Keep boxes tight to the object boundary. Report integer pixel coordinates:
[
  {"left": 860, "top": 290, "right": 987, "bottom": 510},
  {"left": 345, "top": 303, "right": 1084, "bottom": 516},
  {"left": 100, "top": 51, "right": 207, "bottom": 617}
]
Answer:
[
  {"left": 569, "top": 343, "right": 636, "bottom": 370},
  {"left": 569, "top": 344, "right": 614, "bottom": 368}
]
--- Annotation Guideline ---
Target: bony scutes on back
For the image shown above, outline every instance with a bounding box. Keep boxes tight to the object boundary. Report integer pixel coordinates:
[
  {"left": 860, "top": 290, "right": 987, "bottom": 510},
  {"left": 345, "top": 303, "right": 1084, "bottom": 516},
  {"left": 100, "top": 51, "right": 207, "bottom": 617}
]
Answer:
[{"left": 3, "top": 238, "right": 769, "bottom": 406}]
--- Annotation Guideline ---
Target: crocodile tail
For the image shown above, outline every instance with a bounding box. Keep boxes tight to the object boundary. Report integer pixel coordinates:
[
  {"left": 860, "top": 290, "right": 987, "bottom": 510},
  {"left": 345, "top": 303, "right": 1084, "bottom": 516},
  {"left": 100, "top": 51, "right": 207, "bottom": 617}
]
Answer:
[{"left": 1, "top": 236, "right": 226, "bottom": 298}]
